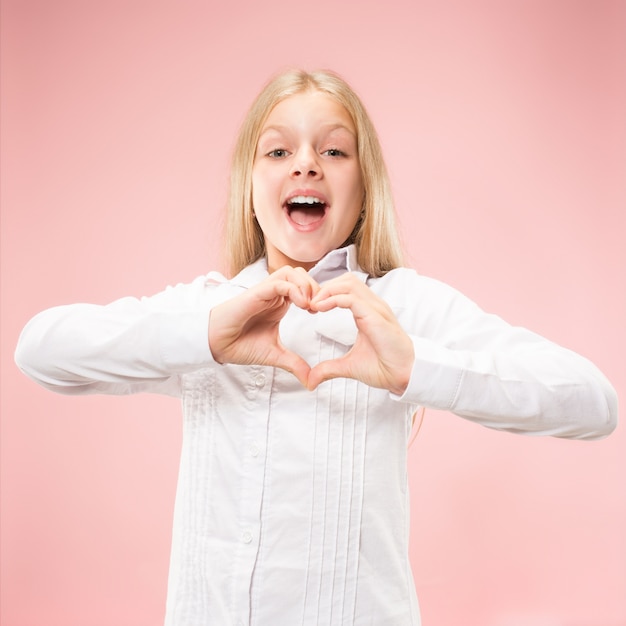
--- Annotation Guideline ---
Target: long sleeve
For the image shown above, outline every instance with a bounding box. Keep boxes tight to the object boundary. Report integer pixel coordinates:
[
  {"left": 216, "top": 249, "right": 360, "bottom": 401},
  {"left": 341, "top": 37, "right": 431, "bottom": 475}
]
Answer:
[
  {"left": 14, "top": 274, "right": 223, "bottom": 397},
  {"left": 377, "top": 268, "right": 618, "bottom": 440}
]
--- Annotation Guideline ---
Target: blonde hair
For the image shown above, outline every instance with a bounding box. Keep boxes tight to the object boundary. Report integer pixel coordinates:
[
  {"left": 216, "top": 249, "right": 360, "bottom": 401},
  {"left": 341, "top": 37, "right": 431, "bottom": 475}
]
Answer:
[{"left": 225, "top": 69, "right": 404, "bottom": 277}]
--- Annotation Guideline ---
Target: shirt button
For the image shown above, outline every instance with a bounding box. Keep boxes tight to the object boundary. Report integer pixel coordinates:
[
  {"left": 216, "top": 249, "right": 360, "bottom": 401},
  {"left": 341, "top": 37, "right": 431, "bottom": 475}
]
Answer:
[
  {"left": 254, "top": 373, "right": 266, "bottom": 388},
  {"left": 249, "top": 443, "right": 260, "bottom": 458},
  {"left": 242, "top": 531, "right": 253, "bottom": 544}
]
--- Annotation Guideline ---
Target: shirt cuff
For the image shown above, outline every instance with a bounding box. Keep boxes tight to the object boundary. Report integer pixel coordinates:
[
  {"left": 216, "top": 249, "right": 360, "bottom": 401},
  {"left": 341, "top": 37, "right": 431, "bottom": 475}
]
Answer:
[
  {"left": 159, "top": 310, "right": 216, "bottom": 371},
  {"left": 391, "top": 335, "right": 464, "bottom": 409}
]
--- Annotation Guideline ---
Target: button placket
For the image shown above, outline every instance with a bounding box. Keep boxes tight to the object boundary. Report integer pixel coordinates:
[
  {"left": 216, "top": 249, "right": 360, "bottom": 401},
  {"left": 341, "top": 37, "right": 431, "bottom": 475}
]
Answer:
[
  {"left": 231, "top": 365, "right": 273, "bottom": 625},
  {"left": 244, "top": 366, "right": 267, "bottom": 401},
  {"left": 241, "top": 530, "right": 253, "bottom": 544}
]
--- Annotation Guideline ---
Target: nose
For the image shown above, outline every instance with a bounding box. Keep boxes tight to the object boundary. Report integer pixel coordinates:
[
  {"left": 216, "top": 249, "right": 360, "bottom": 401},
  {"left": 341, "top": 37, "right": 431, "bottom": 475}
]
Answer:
[{"left": 289, "top": 146, "right": 321, "bottom": 179}]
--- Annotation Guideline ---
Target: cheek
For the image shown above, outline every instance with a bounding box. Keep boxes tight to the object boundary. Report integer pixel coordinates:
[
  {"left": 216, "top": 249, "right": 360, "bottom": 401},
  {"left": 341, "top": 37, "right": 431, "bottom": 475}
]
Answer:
[
  {"left": 348, "top": 170, "right": 365, "bottom": 208},
  {"left": 252, "top": 165, "right": 279, "bottom": 205},
  {"left": 251, "top": 167, "right": 262, "bottom": 201},
  {"left": 251, "top": 178, "right": 267, "bottom": 215}
]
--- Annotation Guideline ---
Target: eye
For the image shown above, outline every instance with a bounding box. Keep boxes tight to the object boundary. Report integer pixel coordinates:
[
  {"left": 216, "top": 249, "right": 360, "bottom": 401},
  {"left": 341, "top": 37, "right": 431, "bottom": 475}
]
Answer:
[
  {"left": 267, "top": 148, "right": 290, "bottom": 158},
  {"left": 323, "top": 148, "right": 347, "bottom": 158}
]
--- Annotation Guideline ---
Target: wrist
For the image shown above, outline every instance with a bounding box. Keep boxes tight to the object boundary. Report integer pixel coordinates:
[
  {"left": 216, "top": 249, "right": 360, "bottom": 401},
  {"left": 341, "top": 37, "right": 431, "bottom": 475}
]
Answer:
[{"left": 388, "top": 337, "right": 415, "bottom": 396}]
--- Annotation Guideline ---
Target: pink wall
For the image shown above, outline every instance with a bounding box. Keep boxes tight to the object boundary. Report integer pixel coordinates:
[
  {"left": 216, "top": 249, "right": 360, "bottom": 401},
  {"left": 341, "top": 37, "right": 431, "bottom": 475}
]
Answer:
[{"left": 1, "top": 1, "right": 624, "bottom": 625}]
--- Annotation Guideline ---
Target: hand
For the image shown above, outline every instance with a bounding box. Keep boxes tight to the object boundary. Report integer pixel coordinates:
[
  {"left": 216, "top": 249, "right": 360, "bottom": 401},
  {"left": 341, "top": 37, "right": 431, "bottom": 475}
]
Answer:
[
  {"left": 307, "top": 273, "right": 415, "bottom": 395},
  {"left": 208, "top": 266, "right": 320, "bottom": 387}
]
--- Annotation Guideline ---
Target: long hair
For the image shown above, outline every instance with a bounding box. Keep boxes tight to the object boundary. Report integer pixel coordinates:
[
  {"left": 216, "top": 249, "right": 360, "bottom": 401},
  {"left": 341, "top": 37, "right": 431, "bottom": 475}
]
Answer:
[{"left": 225, "top": 69, "right": 404, "bottom": 277}]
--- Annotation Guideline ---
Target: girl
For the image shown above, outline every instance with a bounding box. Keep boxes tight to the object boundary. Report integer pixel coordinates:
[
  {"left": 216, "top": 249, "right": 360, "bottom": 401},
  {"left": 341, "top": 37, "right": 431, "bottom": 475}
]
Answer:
[{"left": 15, "top": 69, "right": 618, "bottom": 625}]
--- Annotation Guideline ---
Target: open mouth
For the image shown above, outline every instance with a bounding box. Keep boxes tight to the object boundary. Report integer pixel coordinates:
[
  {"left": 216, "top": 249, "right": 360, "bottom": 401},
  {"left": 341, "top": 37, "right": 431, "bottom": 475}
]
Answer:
[{"left": 285, "top": 195, "right": 327, "bottom": 227}]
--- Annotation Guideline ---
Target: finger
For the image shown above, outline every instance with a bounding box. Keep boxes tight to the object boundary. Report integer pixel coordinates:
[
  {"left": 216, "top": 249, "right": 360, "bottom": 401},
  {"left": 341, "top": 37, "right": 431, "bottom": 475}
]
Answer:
[
  {"left": 293, "top": 266, "right": 321, "bottom": 298},
  {"left": 311, "top": 293, "right": 387, "bottom": 325},
  {"left": 268, "top": 267, "right": 320, "bottom": 307},
  {"left": 251, "top": 278, "right": 308, "bottom": 310},
  {"left": 292, "top": 269, "right": 321, "bottom": 305},
  {"left": 309, "top": 273, "right": 356, "bottom": 302},
  {"left": 274, "top": 348, "right": 312, "bottom": 388},
  {"left": 311, "top": 275, "right": 385, "bottom": 312},
  {"left": 272, "top": 265, "right": 320, "bottom": 295},
  {"left": 307, "top": 357, "right": 352, "bottom": 390}
]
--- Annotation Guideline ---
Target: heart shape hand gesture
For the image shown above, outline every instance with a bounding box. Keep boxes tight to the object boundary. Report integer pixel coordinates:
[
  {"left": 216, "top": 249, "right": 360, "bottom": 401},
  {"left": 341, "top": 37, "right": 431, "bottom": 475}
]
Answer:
[{"left": 208, "top": 266, "right": 414, "bottom": 394}]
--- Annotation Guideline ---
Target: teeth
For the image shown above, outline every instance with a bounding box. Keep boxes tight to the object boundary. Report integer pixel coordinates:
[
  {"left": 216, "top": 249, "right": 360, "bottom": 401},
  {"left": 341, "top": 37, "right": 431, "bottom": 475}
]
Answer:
[{"left": 287, "top": 195, "right": 324, "bottom": 205}]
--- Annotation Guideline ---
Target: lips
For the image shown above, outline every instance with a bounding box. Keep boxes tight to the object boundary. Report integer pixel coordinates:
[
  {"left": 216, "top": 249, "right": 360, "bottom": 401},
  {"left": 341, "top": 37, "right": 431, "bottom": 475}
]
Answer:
[{"left": 284, "top": 191, "right": 328, "bottom": 229}]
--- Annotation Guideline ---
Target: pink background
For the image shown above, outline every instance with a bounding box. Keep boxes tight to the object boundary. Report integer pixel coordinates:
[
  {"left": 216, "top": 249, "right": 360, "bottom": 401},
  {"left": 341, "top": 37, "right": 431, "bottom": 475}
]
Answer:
[{"left": 1, "top": 1, "right": 625, "bottom": 625}]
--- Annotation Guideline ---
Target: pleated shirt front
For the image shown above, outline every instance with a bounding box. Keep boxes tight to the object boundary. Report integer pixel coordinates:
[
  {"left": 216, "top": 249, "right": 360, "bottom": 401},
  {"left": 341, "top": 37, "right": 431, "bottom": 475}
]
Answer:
[
  {"left": 16, "top": 244, "right": 615, "bottom": 625},
  {"left": 165, "top": 248, "right": 420, "bottom": 625}
]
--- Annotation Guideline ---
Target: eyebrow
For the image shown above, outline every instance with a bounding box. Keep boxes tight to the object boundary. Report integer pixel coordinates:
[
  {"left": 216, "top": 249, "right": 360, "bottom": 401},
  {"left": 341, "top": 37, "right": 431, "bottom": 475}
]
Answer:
[{"left": 259, "top": 123, "right": 356, "bottom": 138}]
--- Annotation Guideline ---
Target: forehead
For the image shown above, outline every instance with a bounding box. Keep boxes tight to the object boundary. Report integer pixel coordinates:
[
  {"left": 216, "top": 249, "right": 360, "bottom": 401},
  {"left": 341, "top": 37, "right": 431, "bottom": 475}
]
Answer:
[{"left": 261, "top": 91, "right": 356, "bottom": 136}]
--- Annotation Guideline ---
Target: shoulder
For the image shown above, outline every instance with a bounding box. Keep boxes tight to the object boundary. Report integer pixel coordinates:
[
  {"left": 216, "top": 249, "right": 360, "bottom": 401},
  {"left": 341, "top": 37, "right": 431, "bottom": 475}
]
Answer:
[
  {"left": 365, "top": 267, "right": 488, "bottom": 337},
  {"left": 367, "top": 266, "right": 470, "bottom": 306},
  {"left": 132, "top": 270, "right": 234, "bottom": 311},
  {"left": 119, "top": 262, "right": 264, "bottom": 312}
]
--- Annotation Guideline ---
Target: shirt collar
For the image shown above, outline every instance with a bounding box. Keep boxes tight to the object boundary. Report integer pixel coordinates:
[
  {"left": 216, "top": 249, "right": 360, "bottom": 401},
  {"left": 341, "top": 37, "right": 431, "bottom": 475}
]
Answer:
[
  {"left": 229, "top": 244, "right": 367, "bottom": 289},
  {"left": 309, "top": 244, "right": 366, "bottom": 284}
]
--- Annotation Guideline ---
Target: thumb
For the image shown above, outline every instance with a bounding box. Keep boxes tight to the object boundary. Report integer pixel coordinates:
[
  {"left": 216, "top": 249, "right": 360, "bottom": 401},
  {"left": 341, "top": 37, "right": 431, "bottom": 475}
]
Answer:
[
  {"left": 275, "top": 349, "right": 312, "bottom": 388},
  {"left": 307, "top": 357, "right": 351, "bottom": 391}
]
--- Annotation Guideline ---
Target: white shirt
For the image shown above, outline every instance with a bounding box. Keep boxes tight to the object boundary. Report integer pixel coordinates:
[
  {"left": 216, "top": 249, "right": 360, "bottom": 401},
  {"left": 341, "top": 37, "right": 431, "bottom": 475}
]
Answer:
[{"left": 14, "top": 245, "right": 618, "bottom": 626}]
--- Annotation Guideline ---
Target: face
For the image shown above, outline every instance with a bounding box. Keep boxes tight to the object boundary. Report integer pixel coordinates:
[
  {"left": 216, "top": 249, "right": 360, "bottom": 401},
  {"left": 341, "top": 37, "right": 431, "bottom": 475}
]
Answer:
[{"left": 252, "top": 91, "right": 364, "bottom": 272}]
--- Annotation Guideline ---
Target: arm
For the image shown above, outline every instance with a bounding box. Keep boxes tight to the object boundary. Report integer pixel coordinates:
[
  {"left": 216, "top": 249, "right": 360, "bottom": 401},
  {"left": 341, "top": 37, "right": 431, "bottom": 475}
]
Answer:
[
  {"left": 393, "top": 269, "right": 618, "bottom": 440},
  {"left": 308, "top": 269, "right": 617, "bottom": 440},
  {"left": 15, "top": 265, "right": 322, "bottom": 395},
  {"left": 14, "top": 275, "right": 220, "bottom": 397}
]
